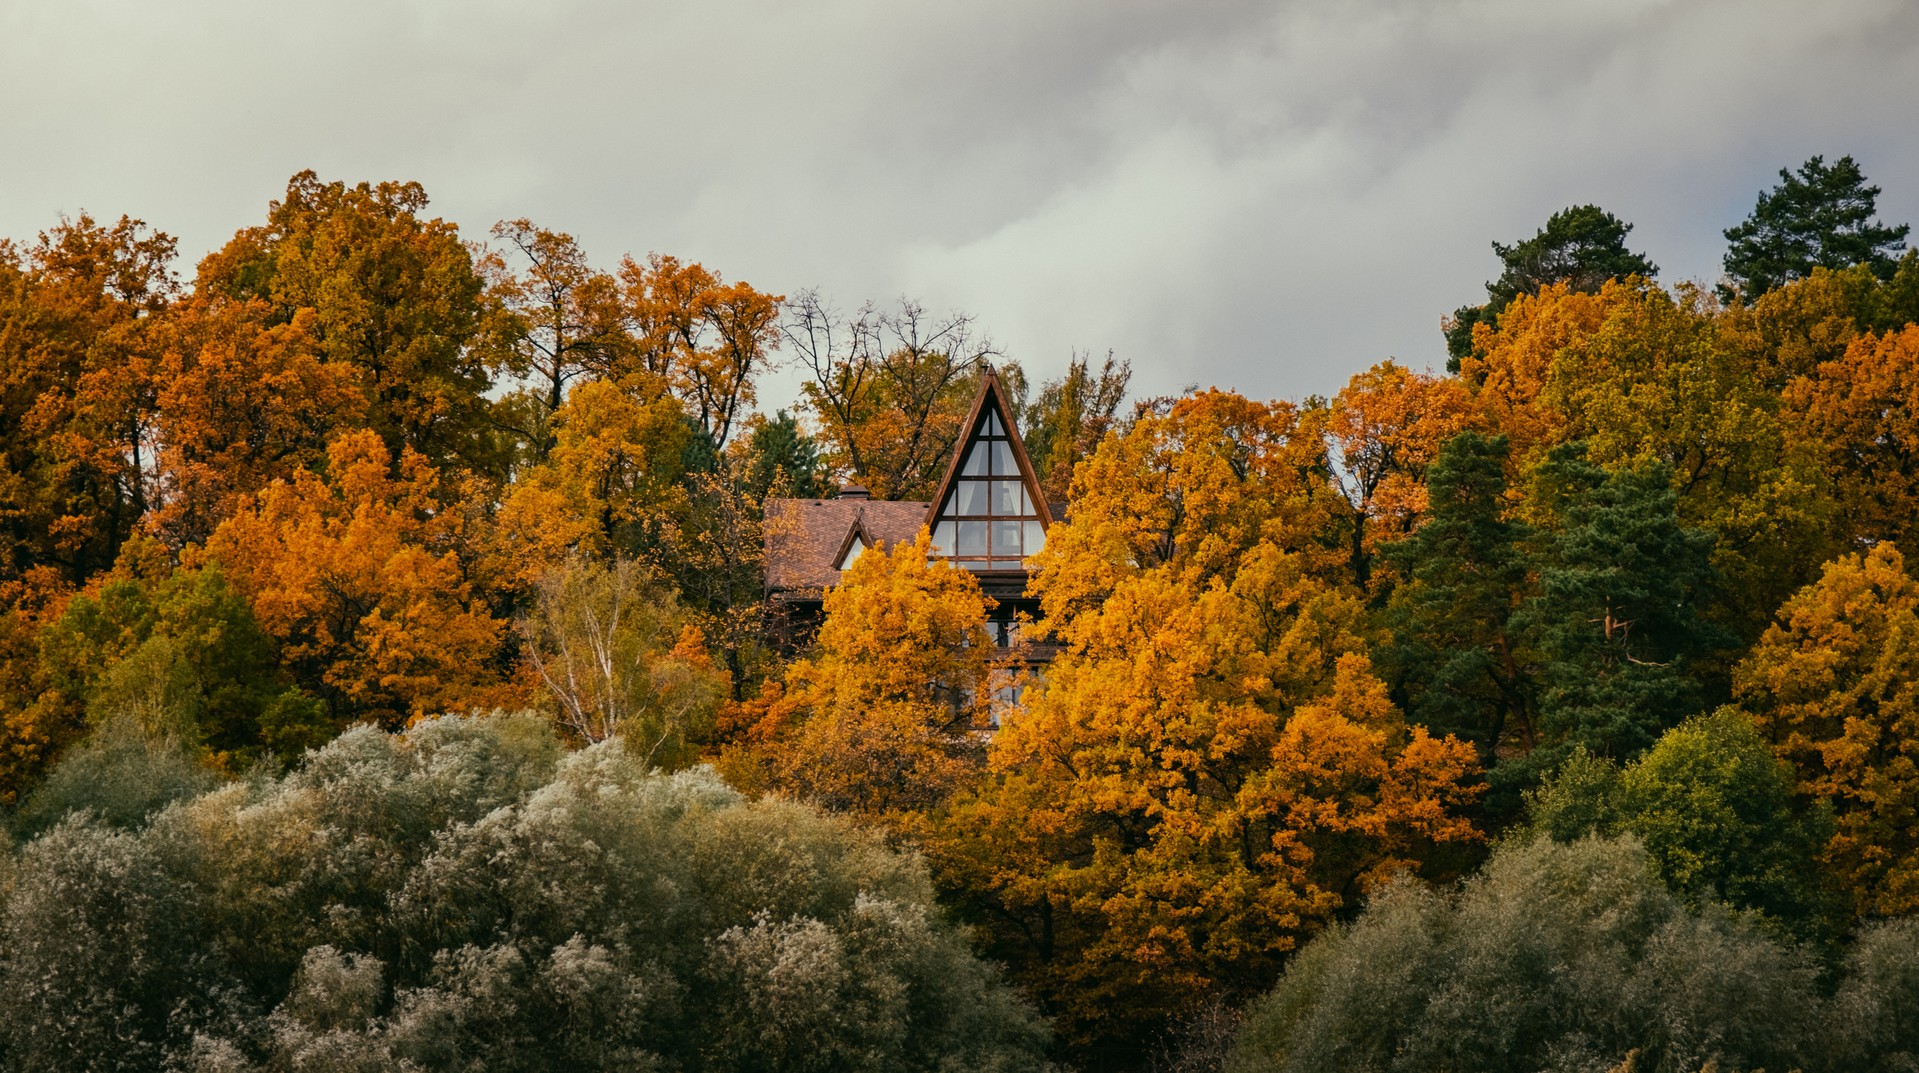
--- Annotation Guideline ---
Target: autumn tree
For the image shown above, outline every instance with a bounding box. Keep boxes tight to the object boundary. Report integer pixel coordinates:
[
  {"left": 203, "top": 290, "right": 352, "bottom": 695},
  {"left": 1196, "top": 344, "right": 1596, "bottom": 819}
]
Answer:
[
  {"left": 1020, "top": 350, "right": 1132, "bottom": 504},
  {"left": 195, "top": 171, "right": 496, "bottom": 472},
  {"left": 480, "top": 219, "right": 629, "bottom": 462},
  {"left": 1734, "top": 544, "right": 1919, "bottom": 917},
  {"left": 620, "top": 253, "right": 783, "bottom": 450},
  {"left": 491, "top": 379, "right": 695, "bottom": 575},
  {"left": 1445, "top": 204, "right": 1657, "bottom": 366},
  {"left": 1784, "top": 325, "right": 1919, "bottom": 551},
  {"left": 733, "top": 532, "right": 996, "bottom": 819},
  {"left": 146, "top": 298, "right": 366, "bottom": 544},
  {"left": 202, "top": 430, "right": 510, "bottom": 727},
  {"left": 0, "top": 214, "right": 178, "bottom": 585},
  {"left": 930, "top": 392, "right": 1481, "bottom": 1059},
  {"left": 1723, "top": 154, "right": 1911, "bottom": 299},
  {"left": 518, "top": 555, "right": 726, "bottom": 764},
  {"left": 1463, "top": 279, "right": 1834, "bottom": 635},
  {"left": 1325, "top": 361, "right": 1480, "bottom": 590},
  {"left": 785, "top": 291, "right": 1000, "bottom": 499}
]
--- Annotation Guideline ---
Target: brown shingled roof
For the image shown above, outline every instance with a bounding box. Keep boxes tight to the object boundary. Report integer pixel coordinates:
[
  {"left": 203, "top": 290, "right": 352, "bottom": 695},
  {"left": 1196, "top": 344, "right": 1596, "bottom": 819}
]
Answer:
[{"left": 764, "top": 498, "right": 932, "bottom": 594}]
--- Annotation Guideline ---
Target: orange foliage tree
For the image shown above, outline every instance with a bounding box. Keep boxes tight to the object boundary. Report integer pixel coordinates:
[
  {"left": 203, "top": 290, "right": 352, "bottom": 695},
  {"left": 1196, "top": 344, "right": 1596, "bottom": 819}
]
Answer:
[
  {"left": 201, "top": 430, "right": 509, "bottom": 728},
  {"left": 620, "top": 253, "right": 783, "bottom": 451},
  {"left": 0, "top": 214, "right": 178, "bottom": 585},
  {"left": 195, "top": 171, "right": 495, "bottom": 473},
  {"left": 929, "top": 392, "right": 1482, "bottom": 1054},
  {"left": 1735, "top": 543, "right": 1919, "bottom": 917},
  {"left": 1325, "top": 360, "right": 1480, "bottom": 591},
  {"left": 148, "top": 298, "right": 366, "bottom": 544}
]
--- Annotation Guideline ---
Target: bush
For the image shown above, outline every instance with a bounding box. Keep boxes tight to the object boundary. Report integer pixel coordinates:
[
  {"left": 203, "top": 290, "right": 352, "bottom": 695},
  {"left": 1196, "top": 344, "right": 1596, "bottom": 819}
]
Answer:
[
  {"left": 1226, "top": 836, "right": 1824, "bottom": 1073},
  {"left": 0, "top": 712, "right": 1050, "bottom": 1073},
  {"left": 1526, "top": 710, "right": 1835, "bottom": 932}
]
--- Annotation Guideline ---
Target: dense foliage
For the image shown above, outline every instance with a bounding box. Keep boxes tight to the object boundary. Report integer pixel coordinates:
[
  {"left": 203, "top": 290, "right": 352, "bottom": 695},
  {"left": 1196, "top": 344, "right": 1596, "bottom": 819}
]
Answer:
[
  {"left": 2, "top": 155, "right": 1918, "bottom": 1070},
  {"left": 0, "top": 713, "right": 1049, "bottom": 1073},
  {"left": 1226, "top": 835, "right": 1919, "bottom": 1073}
]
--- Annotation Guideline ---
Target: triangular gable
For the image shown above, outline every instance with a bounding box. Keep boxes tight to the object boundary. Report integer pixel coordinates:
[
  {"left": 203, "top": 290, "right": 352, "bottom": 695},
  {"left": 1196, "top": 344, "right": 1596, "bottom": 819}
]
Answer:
[
  {"left": 923, "top": 366, "right": 1054, "bottom": 572},
  {"left": 833, "top": 510, "right": 873, "bottom": 573}
]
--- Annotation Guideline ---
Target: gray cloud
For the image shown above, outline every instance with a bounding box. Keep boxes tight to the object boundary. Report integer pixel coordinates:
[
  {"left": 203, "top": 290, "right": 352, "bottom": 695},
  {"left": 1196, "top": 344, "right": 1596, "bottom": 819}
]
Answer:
[{"left": 4, "top": 0, "right": 1916, "bottom": 407}]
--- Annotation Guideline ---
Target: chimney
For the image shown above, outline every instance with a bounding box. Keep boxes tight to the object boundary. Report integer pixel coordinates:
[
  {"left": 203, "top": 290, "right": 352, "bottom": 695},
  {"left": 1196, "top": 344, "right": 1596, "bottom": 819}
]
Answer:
[{"left": 839, "top": 483, "right": 870, "bottom": 500}]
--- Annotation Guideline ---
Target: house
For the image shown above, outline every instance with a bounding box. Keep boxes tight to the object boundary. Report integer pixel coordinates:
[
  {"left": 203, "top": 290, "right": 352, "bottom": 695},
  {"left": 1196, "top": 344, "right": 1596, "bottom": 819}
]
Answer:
[{"left": 762, "top": 366, "right": 1063, "bottom": 664}]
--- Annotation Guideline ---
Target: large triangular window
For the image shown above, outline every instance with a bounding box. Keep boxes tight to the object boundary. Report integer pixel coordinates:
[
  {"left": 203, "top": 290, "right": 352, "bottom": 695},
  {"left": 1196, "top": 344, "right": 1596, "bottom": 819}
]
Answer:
[{"left": 926, "top": 375, "right": 1050, "bottom": 571}]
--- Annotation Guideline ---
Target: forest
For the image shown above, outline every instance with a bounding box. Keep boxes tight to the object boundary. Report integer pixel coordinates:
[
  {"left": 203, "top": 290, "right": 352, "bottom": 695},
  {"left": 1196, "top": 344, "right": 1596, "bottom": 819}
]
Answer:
[{"left": 2, "top": 155, "right": 1918, "bottom": 1072}]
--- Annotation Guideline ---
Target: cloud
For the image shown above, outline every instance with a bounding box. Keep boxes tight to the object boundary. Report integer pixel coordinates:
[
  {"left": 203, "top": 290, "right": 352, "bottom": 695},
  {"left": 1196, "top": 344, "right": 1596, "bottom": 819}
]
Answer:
[{"left": 3, "top": 0, "right": 1916, "bottom": 405}]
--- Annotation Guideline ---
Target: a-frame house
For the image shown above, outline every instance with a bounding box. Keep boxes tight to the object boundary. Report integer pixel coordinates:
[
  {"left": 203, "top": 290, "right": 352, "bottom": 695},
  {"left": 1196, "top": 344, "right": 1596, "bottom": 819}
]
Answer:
[{"left": 762, "top": 366, "right": 1061, "bottom": 659}]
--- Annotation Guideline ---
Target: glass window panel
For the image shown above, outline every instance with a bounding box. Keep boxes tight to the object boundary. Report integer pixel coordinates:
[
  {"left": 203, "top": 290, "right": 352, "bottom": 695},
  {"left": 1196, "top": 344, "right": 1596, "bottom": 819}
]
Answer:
[
  {"left": 957, "top": 480, "right": 992, "bottom": 515},
  {"left": 993, "top": 519, "right": 1022, "bottom": 556},
  {"left": 961, "top": 560, "right": 989, "bottom": 572},
  {"left": 983, "top": 409, "right": 1005, "bottom": 436},
  {"left": 1019, "top": 485, "right": 1034, "bottom": 516},
  {"left": 931, "top": 521, "right": 956, "bottom": 556},
  {"left": 989, "top": 558, "right": 1025, "bottom": 570},
  {"left": 991, "top": 480, "right": 1022, "bottom": 515},
  {"left": 837, "top": 541, "right": 864, "bottom": 571},
  {"left": 956, "top": 521, "right": 988, "bottom": 557},
  {"left": 1023, "top": 520, "right": 1046, "bottom": 554},
  {"left": 991, "top": 441, "right": 1017, "bottom": 476},
  {"left": 961, "top": 441, "right": 991, "bottom": 476}
]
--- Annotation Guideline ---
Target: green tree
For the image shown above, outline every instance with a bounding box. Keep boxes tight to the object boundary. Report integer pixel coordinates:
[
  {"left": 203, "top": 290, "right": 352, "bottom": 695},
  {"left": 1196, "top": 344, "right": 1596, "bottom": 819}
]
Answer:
[
  {"left": 1514, "top": 446, "right": 1724, "bottom": 771},
  {"left": 1722, "top": 154, "right": 1911, "bottom": 299},
  {"left": 739, "top": 409, "right": 825, "bottom": 500},
  {"left": 1380, "top": 431, "right": 1537, "bottom": 766},
  {"left": 1527, "top": 711, "right": 1835, "bottom": 932},
  {"left": 1226, "top": 836, "right": 1825, "bottom": 1073},
  {"left": 1445, "top": 205, "right": 1657, "bottom": 367}
]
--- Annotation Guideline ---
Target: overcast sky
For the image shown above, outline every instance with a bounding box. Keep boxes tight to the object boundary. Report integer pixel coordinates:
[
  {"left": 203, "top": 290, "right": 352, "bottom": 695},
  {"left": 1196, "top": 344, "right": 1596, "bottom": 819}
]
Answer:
[{"left": 4, "top": 0, "right": 1916, "bottom": 409}]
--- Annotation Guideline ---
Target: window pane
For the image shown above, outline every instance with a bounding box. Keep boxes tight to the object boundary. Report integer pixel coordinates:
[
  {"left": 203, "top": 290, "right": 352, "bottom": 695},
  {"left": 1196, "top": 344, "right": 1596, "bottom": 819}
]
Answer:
[
  {"left": 991, "top": 441, "right": 1017, "bottom": 476},
  {"left": 956, "top": 521, "right": 987, "bottom": 556},
  {"left": 957, "top": 480, "right": 991, "bottom": 515},
  {"left": 1024, "top": 520, "right": 1046, "bottom": 554},
  {"left": 837, "top": 541, "right": 864, "bottom": 571},
  {"left": 931, "top": 521, "right": 956, "bottom": 556},
  {"left": 984, "top": 409, "right": 1005, "bottom": 436},
  {"left": 1019, "top": 485, "right": 1034, "bottom": 515},
  {"left": 991, "top": 480, "right": 1022, "bottom": 515},
  {"left": 993, "top": 519, "right": 1022, "bottom": 556},
  {"left": 989, "top": 558, "right": 1025, "bottom": 570},
  {"left": 962, "top": 442, "right": 990, "bottom": 476}
]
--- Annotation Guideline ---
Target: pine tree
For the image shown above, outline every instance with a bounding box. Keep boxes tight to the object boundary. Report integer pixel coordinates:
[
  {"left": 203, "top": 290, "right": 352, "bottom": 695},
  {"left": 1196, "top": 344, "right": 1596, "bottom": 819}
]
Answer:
[{"left": 1722, "top": 154, "right": 1911, "bottom": 299}]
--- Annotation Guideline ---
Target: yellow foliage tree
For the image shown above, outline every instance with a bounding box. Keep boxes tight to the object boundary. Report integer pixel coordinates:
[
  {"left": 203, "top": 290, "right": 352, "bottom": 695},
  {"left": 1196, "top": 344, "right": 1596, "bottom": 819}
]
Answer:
[
  {"left": 730, "top": 532, "right": 996, "bottom": 819},
  {"left": 490, "top": 378, "right": 694, "bottom": 583},
  {"left": 929, "top": 393, "right": 1482, "bottom": 1055},
  {"left": 200, "top": 430, "right": 508, "bottom": 727},
  {"left": 1735, "top": 543, "right": 1919, "bottom": 916},
  {"left": 1784, "top": 325, "right": 1919, "bottom": 552}
]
